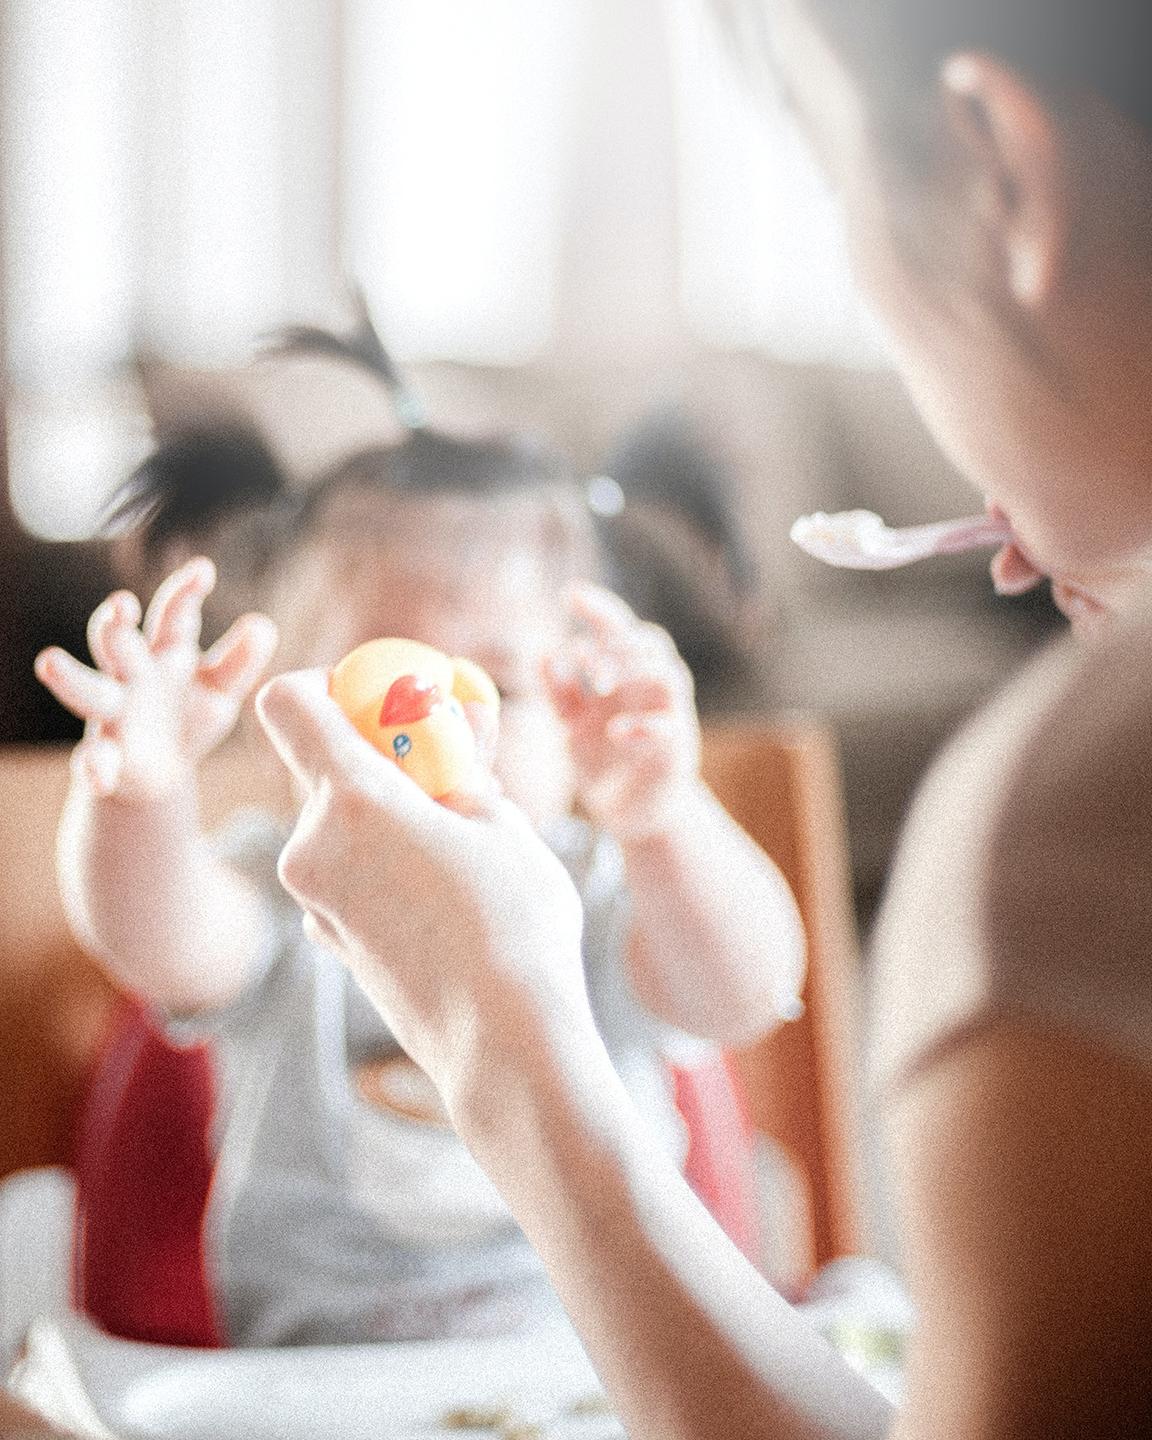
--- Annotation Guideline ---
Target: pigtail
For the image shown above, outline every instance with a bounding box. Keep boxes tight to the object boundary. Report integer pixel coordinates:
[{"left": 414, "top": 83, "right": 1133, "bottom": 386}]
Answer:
[
  {"left": 104, "top": 422, "right": 292, "bottom": 559},
  {"left": 271, "top": 291, "right": 428, "bottom": 432},
  {"left": 600, "top": 409, "right": 756, "bottom": 593},
  {"left": 595, "top": 409, "right": 764, "bottom": 710}
]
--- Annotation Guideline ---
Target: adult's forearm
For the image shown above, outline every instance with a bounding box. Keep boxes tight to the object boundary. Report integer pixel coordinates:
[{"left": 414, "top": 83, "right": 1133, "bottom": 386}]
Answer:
[
  {"left": 622, "top": 785, "right": 806, "bottom": 1045},
  {"left": 456, "top": 1028, "right": 891, "bottom": 1440},
  {"left": 57, "top": 777, "right": 264, "bottom": 1013}
]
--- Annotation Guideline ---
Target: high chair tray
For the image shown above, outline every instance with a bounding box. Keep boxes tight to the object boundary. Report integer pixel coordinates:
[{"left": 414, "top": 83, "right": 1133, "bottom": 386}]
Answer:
[{"left": 9, "top": 1307, "right": 623, "bottom": 1439}]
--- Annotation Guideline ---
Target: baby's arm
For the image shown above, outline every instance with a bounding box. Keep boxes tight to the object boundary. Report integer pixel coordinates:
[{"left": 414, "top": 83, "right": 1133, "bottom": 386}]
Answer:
[
  {"left": 546, "top": 587, "right": 804, "bottom": 1047},
  {"left": 36, "top": 558, "right": 280, "bottom": 1014},
  {"left": 620, "top": 788, "right": 805, "bottom": 1047}
]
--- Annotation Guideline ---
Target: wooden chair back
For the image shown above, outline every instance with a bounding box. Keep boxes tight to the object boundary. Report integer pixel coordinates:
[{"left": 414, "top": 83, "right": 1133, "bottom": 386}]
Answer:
[
  {"left": 702, "top": 718, "right": 866, "bottom": 1281},
  {"left": 0, "top": 747, "right": 117, "bottom": 1180}
]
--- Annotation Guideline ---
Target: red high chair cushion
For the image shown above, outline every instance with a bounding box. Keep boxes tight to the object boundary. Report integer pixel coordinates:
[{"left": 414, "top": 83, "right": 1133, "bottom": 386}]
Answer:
[{"left": 72, "top": 999, "right": 223, "bottom": 1348}]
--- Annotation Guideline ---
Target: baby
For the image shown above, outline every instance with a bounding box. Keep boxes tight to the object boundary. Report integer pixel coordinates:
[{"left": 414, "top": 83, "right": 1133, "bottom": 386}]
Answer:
[{"left": 36, "top": 327, "right": 805, "bottom": 1347}]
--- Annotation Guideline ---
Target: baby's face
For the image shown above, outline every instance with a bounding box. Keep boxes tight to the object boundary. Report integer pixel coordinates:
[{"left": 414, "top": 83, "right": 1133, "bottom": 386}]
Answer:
[{"left": 277, "top": 490, "right": 578, "bottom": 826}]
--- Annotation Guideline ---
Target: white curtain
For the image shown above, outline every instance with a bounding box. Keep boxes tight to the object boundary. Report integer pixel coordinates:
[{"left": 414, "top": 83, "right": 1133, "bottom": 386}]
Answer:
[
  {"left": 3, "top": 0, "right": 341, "bottom": 378},
  {"left": 2, "top": 0, "right": 341, "bottom": 537},
  {"left": 2, "top": 0, "right": 885, "bottom": 539},
  {"left": 344, "top": 0, "right": 578, "bottom": 365},
  {"left": 666, "top": 0, "right": 889, "bottom": 366}
]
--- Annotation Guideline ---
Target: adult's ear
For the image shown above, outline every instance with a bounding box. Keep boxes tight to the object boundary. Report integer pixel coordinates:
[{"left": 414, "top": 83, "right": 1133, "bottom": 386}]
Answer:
[{"left": 940, "top": 52, "right": 1069, "bottom": 308}]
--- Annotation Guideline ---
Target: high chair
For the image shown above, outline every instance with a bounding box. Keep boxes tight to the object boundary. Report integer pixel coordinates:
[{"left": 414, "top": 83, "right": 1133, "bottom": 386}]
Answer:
[{"left": 0, "top": 720, "right": 865, "bottom": 1346}]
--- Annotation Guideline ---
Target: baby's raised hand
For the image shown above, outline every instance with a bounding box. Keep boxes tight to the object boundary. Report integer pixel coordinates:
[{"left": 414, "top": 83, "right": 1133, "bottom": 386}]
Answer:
[
  {"left": 35, "top": 557, "right": 279, "bottom": 801},
  {"left": 544, "top": 585, "right": 701, "bottom": 843}
]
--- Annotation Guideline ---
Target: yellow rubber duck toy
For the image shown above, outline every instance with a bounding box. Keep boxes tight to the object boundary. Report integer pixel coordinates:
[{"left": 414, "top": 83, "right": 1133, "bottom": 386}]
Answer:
[{"left": 329, "top": 638, "right": 500, "bottom": 800}]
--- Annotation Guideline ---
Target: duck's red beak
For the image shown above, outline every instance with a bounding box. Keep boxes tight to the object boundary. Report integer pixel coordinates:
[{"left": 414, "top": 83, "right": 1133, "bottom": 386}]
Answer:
[{"left": 379, "top": 674, "right": 442, "bottom": 727}]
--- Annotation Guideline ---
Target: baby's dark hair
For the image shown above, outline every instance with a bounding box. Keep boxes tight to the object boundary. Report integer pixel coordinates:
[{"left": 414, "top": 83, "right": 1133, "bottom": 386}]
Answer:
[
  {"left": 297, "top": 425, "right": 598, "bottom": 590},
  {"left": 718, "top": 0, "right": 1152, "bottom": 135},
  {"left": 304, "top": 428, "right": 574, "bottom": 517},
  {"left": 108, "top": 420, "right": 294, "bottom": 564},
  {"left": 272, "top": 309, "right": 592, "bottom": 570},
  {"left": 108, "top": 302, "right": 584, "bottom": 566}
]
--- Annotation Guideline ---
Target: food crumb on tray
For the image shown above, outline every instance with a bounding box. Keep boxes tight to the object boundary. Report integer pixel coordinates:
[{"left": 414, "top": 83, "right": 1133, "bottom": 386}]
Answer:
[{"left": 437, "top": 1391, "right": 622, "bottom": 1436}]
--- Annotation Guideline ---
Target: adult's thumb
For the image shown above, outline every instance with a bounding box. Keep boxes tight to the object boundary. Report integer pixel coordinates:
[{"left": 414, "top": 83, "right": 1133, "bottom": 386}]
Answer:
[{"left": 256, "top": 669, "right": 377, "bottom": 790}]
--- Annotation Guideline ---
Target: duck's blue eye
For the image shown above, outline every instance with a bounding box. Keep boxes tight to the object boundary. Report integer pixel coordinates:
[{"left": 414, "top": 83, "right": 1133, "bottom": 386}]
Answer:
[{"left": 393, "top": 734, "right": 412, "bottom": 758}]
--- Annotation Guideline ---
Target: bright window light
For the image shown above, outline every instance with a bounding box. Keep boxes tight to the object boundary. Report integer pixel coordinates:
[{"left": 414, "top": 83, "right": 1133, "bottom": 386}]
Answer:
[
  {"left": 343, "top": 0, "right": 575, "bottom": 364},
  {"left": 667, "top": 0, "right": 891, "bottom": 367},
  {"left": 2, "top": 0, "right": 138, "bottom": 387},
  {"left": 135, "top": 0, "right": 290, "bottom": 362}
]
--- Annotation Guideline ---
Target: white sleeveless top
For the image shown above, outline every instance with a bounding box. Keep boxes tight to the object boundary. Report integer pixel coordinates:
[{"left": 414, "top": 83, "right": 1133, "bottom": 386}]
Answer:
[{"left": 170, "top": 815, "right": 692, "bottom": 1347}]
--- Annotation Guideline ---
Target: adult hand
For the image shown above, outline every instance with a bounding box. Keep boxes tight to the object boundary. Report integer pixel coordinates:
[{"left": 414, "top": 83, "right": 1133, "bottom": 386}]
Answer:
[{"left": 255, "top": 670, "right": 589, "bottom": 1120}]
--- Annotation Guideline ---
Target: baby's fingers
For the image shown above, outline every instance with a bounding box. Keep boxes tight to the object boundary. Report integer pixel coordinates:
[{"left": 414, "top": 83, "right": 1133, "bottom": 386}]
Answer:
[
  {"left": 601, "top": 674, "right": 682, "bottom": 716},
  {"left": 606, "top": 710, "right": 675, "bottom": 748},
  {"left": 88, "top": 591, "right": 148, "bottom": 681},
  {"left": 199, "top": 614, "right": 280, "bottom": 699},
  {"left": 144, "top": 556, "right": 216, "bottom": 653},
  {"left": 604, "top": 712, "right": 687, "bottom": 781},
  {"left": 545, "top": 646, "right": 681, "bottom": 728},
  {"left": 541, "top": 650, "right": 590, "bottom": 722},
  {"left": 34, "top": 647, "right": 123, "bottom": 723},
  {"left": 541, "top": 648, "right": 622, "bottom": 720},
  {"left": 566, "top": 582, "right": 641, "bottom": 641},
  {"left": 563, "top": 588, "right": 690, "bottom": 693}
]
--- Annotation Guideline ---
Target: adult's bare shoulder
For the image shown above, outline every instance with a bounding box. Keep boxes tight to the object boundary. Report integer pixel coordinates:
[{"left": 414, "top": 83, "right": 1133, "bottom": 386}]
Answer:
[
  {"left": 983, "top": 611, "right": 1152, "bottom": 1072},
  {"left": 869, "top": 629, "right": 1087, "bottom": 1092}
]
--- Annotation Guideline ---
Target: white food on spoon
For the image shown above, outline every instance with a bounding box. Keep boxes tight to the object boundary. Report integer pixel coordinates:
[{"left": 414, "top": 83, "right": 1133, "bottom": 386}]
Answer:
[{"left": 790, "top": 509, "right": 1015, "bottom": 571}]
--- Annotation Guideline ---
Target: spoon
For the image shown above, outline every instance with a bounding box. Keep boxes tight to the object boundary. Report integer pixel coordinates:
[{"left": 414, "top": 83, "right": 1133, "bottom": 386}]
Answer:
[{"left": 790, "top": 509, "right": 1015, "bottom": 571}]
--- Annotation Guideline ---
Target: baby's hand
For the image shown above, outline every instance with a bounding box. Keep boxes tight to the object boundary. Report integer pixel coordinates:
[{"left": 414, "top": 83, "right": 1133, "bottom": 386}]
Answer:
[
  {"left": 35, "top": 557, "right": 279, "bottom": 801},
  {"left": 544, "top": 585, "right": 701, "bottom": 843}
]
